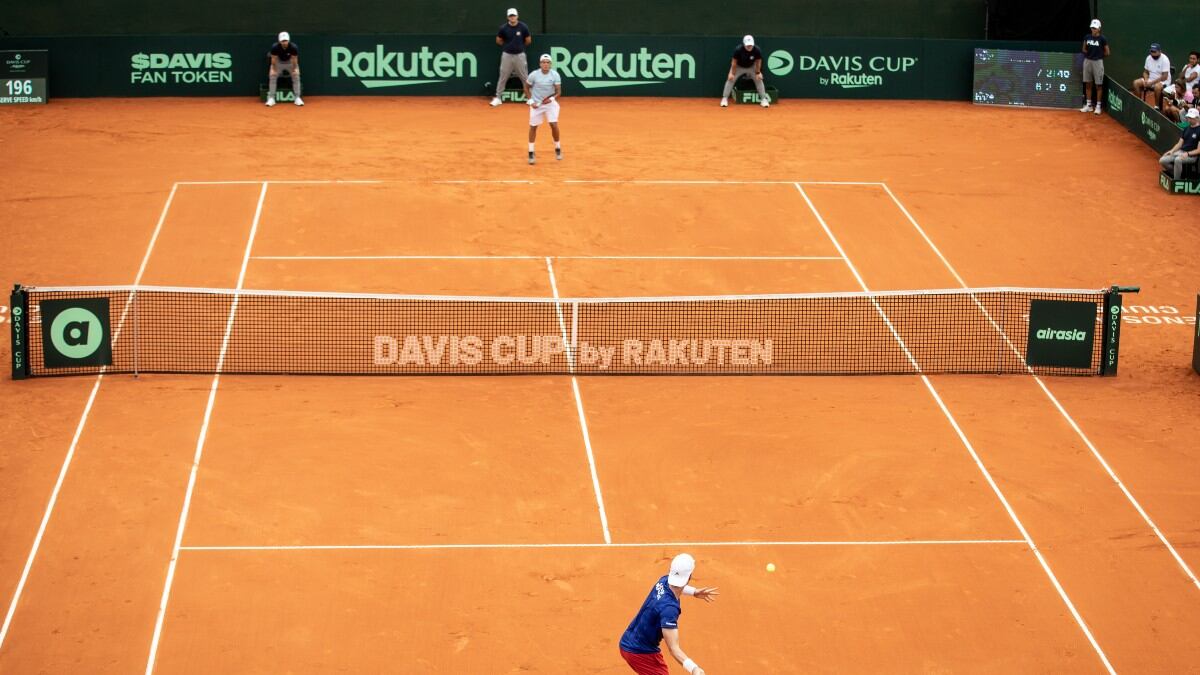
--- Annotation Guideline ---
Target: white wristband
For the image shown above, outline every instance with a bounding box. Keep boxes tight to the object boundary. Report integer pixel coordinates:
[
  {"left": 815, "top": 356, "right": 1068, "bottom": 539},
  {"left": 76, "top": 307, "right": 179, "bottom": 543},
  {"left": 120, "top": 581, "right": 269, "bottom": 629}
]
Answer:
[
  {"left": 682, "top": 658, "right": 698, "bottom": 674},
  {"left": 683, "top": 585, "right": 697, "bottom": 596}
]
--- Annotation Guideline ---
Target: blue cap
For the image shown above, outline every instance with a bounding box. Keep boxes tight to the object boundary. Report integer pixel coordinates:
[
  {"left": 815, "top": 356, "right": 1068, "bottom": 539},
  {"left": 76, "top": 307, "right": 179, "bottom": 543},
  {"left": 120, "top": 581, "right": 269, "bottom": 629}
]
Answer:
[{"left": 1150, "top": 43, "right": 1161, "bottom": 52}]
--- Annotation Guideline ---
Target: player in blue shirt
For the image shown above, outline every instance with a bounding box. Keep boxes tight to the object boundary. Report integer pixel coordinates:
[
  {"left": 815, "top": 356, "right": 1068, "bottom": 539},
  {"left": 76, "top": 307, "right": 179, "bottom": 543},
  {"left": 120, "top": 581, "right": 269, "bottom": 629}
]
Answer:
[{"left": 619, "top": 553, "right": 718, "bottom": 675}]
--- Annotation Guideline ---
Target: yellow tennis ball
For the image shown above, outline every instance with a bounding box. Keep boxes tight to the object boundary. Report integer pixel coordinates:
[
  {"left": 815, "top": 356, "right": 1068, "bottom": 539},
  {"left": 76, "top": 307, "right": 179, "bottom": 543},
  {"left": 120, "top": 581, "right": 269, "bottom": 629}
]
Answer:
[{"left": 766, "top": 563, "right": 776, "bottom": 572}]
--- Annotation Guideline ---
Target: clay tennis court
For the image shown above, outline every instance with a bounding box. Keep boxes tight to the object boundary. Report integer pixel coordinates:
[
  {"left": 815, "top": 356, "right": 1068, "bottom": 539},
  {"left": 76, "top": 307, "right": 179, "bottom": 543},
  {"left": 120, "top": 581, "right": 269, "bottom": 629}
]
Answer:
[{"left": 1, "top": 98, "right": 1199, "bottom": 673}]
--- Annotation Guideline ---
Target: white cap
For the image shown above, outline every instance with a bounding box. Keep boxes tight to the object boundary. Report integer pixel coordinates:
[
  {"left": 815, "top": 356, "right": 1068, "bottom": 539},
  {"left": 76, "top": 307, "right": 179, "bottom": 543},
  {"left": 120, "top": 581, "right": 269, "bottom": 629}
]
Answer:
[
  {"left": 1089, "top": 19, "right": 1101, "bottom": 28},
  {"left": 539, "top": 53, "right": 551, "bottom": 62},
  {"left": 507, "top": 7, "right": 518, "bottom": 16},
  {"left": 667, "top": 553, "right": 695, "bottom": 587},
  {"left": 1187, "top": 108, "right": 1199, "bottom": 119},
  {"left": 278, "top": 31, "right": 290, "bottom": 42},
  {"left": 743, "top": 35, "right": 755, "bottom": 46}
]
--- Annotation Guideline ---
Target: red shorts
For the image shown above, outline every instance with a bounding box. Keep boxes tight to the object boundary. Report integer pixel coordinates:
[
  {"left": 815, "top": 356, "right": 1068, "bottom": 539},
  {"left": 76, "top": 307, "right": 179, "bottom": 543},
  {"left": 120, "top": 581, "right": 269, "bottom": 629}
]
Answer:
[{"left": 620, "top": 648, "right": 670, "bottom": 675}]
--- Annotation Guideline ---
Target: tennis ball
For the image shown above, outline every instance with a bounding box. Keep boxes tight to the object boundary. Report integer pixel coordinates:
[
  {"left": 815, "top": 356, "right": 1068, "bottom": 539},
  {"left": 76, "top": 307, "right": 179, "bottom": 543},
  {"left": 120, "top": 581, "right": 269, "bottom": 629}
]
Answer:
[{"left": 766, "top": 563, "right": 776, "bottom": 572}]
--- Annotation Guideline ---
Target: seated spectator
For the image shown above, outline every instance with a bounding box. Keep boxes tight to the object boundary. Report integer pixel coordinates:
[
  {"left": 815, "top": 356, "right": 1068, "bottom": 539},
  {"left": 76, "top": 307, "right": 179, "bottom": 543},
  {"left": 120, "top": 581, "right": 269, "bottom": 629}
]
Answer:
[
  {"left": 1159, "top": 108, "right": 1200, "bottom": 180},
  {"left": 1176, "top": 51, "right": 1200, "bottom": 95},
  {"left": 1133, "top": 43, "right": 1171, "bottom": 110},
  {"left": 1167, "top": 81, "right": 1200, "bottom": 123}
]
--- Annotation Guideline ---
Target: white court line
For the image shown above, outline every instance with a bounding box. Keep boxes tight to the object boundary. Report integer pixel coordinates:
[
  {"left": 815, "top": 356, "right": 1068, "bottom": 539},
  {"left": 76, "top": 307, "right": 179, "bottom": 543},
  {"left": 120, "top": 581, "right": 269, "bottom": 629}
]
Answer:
[
  {"left": 175, "top": 179, "right": 383, "bottom": 185},
  {"left": 435, "top": 179, "right": 537, "bottom": 184},
  {"left": 879, "top": 182, "right": 1200, "bottom": 593},
  {"left": 563, "top": 179, "right": 885, "bottom": 186},
  {"left": 250, "top": 255, "right": 844, "bottom": 261},
  {"left": 177, "top": 179, "right": 882, "bottom": 186},
  {"left": 180, "top": 539, "right": 1026, "bottom": 552},
  {"left": 545, "top": 258, "right": 611, "bottom": 545},
  {"left": 794, "top": 183, "right": 1115, "bottom": 674},
  {"left": 144, "top": 181, "right": 269, "bottom": 675},
  {"left": 0, "top": 182, "right": 179, "bottom": 654}
]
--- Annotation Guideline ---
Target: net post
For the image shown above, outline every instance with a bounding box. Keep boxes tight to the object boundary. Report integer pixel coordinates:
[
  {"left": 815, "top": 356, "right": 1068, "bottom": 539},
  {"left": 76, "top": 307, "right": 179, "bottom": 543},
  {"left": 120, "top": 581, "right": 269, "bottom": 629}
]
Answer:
[
  {"left": 10, "top": 284, "right": 29, "bottom": 380},
  {"left": 1100, "top": 285, "right": 1138, "bottom": 376},
  {"left": 1192, "top": 292, "right": 1200, "bottom": 376},
  {"left": 132, "top": 288, "right": 139, "bottom": 378}
]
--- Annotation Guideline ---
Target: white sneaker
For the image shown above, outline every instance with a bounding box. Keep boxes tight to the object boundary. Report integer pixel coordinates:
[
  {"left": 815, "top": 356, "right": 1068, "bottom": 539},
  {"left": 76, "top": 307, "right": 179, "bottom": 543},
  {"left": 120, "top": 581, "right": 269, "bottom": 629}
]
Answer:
[
  {"left": 720, "top": 98, "right": 728, "bottom": 107},
  {"left": 294, "top": 97, "right": 304, "bottom": 106},
  {"left": 1080, "top": 103, "right": 1093, "bottom": 112},
  {"left": 761, "top": 96, "right": 770, "bottom": 108},
  {"left": 265, "top": 97, "right": 276, "bottom": 107},
  {"left": 1093, "top": 106, "right": 1102, "bottom": 115},
  {"left": 490, "top": 97, "right": 502, "bottom": 107}
]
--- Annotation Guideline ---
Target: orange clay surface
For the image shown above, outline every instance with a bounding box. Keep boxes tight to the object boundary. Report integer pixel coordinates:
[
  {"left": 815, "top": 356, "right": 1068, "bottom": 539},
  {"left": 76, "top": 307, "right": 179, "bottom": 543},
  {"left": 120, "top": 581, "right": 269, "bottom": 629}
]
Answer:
[{"left": 1, "top": 97, "right": 1199, "bottom": 673}]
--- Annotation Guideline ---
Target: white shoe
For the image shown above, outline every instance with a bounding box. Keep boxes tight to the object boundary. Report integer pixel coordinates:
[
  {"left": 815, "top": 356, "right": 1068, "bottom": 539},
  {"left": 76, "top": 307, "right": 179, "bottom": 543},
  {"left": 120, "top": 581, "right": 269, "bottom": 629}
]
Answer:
[
  {"left": 720, "top": 98, "right": 728, "bottom": 107},
  {"left": 490, "top": 97, "right": 502, "bottom": 107},
  {"left": 294, "top": 97, "right": 304, "bottom": 106},
  {"left": 265, "top": 97, "right": 276, "bottom": 107},
  {"left": 1093, "top": 106, "right": 1102, "bottom": 115},
  {"left": 761, "top": 96, "right": 770, "bottom": 108},
  {"left": 1080, "top": 103, "right": 1093, "bottom": 112}
]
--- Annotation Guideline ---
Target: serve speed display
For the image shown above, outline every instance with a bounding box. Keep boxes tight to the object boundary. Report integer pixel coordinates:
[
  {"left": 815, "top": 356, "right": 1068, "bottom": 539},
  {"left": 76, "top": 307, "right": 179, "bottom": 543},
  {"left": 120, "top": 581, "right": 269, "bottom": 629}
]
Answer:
[
  {"left": 972, "top": 49, "right": 1082, "bottom": 109},
  {"left": 0, "top": 50, "right": 48, "bottom": 105}
]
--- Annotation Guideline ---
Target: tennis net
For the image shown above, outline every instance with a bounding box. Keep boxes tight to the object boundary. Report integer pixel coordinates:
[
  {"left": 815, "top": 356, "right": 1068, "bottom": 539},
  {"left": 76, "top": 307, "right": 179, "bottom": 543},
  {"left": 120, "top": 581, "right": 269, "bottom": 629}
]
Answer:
[{"left": 9, "top": 284, "right": 1129, "bottom": 378}]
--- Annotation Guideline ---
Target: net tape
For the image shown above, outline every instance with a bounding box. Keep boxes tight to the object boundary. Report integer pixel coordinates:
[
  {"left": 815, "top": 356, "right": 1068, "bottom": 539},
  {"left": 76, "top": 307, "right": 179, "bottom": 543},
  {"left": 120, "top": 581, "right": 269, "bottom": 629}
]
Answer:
[{"left": 20, "top": 285, "right": 1108, "bottom": 376}]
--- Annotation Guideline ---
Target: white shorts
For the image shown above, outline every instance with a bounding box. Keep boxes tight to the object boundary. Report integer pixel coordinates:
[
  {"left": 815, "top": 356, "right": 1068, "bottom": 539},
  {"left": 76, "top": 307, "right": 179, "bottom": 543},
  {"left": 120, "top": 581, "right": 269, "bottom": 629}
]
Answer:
[{"left": 529, "top": 99, "right": 560, "bottom": 125}]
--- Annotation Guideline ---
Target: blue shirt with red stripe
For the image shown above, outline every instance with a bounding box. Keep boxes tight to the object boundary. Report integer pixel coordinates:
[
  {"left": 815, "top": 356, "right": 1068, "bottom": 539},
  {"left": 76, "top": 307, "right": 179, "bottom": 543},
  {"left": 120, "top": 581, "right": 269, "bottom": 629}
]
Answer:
[{"left": 619, "top": 576, "right": 681, "bottom": 654}]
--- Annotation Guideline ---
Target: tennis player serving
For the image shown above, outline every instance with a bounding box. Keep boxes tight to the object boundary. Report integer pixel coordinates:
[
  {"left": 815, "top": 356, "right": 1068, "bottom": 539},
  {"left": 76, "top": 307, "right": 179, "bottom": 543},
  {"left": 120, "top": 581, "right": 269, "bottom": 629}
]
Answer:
[
  {"left": 523, "top": 53, "right": 562, "bottom": 165},
  {"left": 619, "top": 553, "right": 718, "bottom": 675}
]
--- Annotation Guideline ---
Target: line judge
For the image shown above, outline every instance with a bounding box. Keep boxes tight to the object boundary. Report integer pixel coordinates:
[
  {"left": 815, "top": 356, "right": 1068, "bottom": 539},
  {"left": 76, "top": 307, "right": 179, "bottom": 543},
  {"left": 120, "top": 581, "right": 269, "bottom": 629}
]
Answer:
[{"left": 490, "top": 8, "right": 532, "bottom": 107}]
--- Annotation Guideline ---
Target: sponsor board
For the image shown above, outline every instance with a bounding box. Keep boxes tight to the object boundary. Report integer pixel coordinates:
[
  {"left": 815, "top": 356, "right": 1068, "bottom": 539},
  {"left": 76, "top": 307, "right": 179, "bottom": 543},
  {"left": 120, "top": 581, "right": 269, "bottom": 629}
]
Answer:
[
  {"left": 130, "top": 52, "right": 233, "bottom": 85},
  {"left": 548, "top": 45, "right": 696, "bottom": 89},
  {"left": 1026, "top": 299, "right": 1097, "bottom": 369},
  {"left": 765, "top": 47, "right": 920, "bottom": 94},
  {"left": 39, "top": 297, "right": 112, "bottom": 369},
  {"left": 328, "top": 45, "right": 478, "bottom": 88},
  {"left": 1159, "top": 173, "right": 1200, "bottom": 195},
  {"left": 1106, "top": 88, "right": 1123, "bottom": 112},
  {"left": 372, "top": 334, "right": 773, "bottom": 371}
]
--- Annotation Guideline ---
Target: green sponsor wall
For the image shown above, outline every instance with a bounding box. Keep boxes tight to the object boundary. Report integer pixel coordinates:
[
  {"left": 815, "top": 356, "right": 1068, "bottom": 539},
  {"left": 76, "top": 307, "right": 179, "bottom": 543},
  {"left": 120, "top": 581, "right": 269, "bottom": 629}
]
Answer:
[
  {"left": 1104, "top": 82, "right": 1180, "bottom": 154},
  {"left": 549, "top": 1, "right": 985, "bottom": 38},
  {"left": 0, "top": 34, "right": 1073, "bottom": 100},
  {"left": 1098, "top": 0, "right": 1199, "bottom": 84},
  {"left": 2, "top": 1, "right": 983, "bottom": 38}
]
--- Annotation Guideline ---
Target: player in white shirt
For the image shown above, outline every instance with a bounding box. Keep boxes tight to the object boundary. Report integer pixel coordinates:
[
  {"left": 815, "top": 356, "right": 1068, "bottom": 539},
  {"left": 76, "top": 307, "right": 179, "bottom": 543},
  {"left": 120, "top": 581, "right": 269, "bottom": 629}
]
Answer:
[
  {"left": 1133, "top": 43, "right": 1171, "bottom": 110},
  {"left": 523, "top": 54, "right": 562, "bottom": 165}
]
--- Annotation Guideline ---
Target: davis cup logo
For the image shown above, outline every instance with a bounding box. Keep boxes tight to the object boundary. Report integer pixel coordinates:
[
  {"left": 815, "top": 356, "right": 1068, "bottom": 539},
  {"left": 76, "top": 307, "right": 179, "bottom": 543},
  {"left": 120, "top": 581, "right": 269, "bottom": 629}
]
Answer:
[{"left": 767, "top": 50, "right": 794, "bottom": 76}]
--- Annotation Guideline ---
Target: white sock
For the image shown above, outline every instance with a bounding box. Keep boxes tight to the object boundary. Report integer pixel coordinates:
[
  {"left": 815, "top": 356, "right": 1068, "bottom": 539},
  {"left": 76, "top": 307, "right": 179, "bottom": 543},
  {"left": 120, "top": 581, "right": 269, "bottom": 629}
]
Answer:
[
  {"left": 528, "top": 143, "right": 535, "bottom": 152},
  {"left": 554, "top": 141, "right": 561, "bottom": 149}
]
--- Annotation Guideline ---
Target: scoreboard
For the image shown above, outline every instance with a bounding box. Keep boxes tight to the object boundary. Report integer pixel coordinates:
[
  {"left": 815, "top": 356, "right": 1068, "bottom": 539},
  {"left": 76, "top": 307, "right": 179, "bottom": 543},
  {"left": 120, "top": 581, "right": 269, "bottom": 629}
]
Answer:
[
  {"left": 973, "top": 49, "right": 1082, "bottom": 109},
  {"left": 1, "top": 50, "right": 48, "bottom": 105}
]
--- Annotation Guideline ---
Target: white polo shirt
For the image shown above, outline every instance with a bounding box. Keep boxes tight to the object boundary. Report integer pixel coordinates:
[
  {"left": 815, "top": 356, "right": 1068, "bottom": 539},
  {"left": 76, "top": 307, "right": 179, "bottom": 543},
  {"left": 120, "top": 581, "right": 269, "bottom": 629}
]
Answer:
[
  {"left": 1144, "top": 53, "right": 1171, "bottom": 83},
  {"left": 1183, "top": 62, "right": 1200, "bottom": 89}
]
